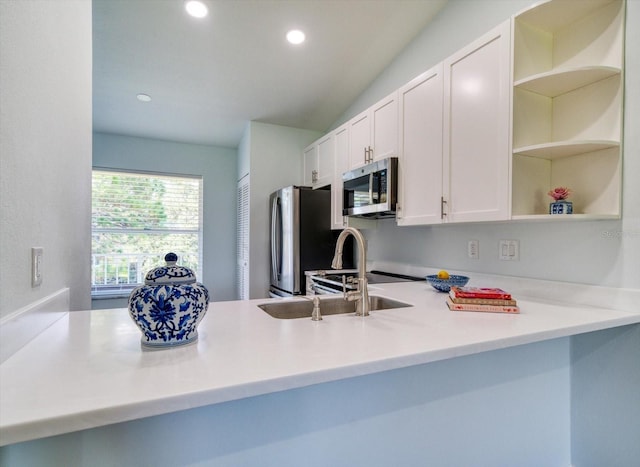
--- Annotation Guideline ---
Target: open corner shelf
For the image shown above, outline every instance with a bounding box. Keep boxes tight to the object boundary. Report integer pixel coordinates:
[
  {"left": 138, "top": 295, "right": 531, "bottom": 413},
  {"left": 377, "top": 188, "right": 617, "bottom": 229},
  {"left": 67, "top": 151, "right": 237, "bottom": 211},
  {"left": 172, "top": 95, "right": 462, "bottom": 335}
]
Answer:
[
  {"left": 511, "top": 213, "right": 620, "bottom": 222},
  {"left": 510, "top": 0, "right": 624, "bottom": 221},
  {"left": 513, "top": 140, "right": 620, "bottom": 160},
  {"left": 514, "top": 66, "right": 621, "bottom": 98}
]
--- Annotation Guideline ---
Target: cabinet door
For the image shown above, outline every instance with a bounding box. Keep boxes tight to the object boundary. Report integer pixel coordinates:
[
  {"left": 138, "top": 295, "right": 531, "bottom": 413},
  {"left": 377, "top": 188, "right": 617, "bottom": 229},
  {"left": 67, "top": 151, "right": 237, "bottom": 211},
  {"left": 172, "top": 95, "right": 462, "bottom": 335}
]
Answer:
[
  {"left": 332, "top": 124, "right": 349, "bottom": 229},
  {"left": 316, "top": 133, "right": 334, "bottom": 188},
  {"left": 348, "top": 110, "right": 370, "bottom": 169},
  {"left": 397, "top": 65, "right": 444, "bottom": 226},
  {"left": 443, "top": 19, "right": 511, "bottom": 223},
  {"left": 371, "top": 91, "right": 399, "bottom": 162},
  {"left": 303, "top": 144, "right": 318, "bottom": 186}
]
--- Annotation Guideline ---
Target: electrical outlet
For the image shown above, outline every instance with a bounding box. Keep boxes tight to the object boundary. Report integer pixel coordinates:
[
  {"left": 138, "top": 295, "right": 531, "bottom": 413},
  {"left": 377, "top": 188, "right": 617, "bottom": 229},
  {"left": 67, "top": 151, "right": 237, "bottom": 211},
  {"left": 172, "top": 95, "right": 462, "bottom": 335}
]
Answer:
[
  {"left": 499, "top": 240, "right": 519, "bottom": 261},
  {"left": 32, "top": 247, "right": 43, "bottom": 286},
  {"left": 468, "top": 240, "right": 479, "bottom": 259}
]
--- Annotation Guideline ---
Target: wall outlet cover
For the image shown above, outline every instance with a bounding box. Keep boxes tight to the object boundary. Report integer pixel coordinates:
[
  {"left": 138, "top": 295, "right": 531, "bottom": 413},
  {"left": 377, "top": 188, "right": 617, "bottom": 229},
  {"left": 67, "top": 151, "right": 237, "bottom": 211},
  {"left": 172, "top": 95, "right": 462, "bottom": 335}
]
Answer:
[{"left": 499, "top": 240, "right": 519, "bottom": 261}]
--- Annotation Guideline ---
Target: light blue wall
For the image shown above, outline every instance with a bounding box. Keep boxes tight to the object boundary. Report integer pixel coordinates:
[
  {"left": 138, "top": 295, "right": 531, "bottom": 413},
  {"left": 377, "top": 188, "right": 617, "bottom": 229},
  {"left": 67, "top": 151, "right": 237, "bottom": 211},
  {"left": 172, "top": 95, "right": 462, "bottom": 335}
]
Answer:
[
  {"left": 242, "top": 122, "right": 322, "bottom": 298},
  {"left": 333, "top": 0, "right": 640, "bottom": 290},
  {"left": 0, "top": 336, "right": 571, "bottom": 466},
  {"left": 92, "top": 132, "right": 237, "bottom": 306},
  {"left": 571, "top": 324, "right": 640, "bottom": 466}
]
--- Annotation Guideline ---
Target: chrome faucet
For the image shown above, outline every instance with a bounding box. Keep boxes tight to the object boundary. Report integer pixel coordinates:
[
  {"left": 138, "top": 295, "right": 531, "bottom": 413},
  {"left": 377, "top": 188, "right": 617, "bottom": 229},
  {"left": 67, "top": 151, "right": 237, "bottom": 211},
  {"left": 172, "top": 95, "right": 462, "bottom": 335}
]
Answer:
[{"left": 331, "top": 227, "right": 370, "bottom": 316}]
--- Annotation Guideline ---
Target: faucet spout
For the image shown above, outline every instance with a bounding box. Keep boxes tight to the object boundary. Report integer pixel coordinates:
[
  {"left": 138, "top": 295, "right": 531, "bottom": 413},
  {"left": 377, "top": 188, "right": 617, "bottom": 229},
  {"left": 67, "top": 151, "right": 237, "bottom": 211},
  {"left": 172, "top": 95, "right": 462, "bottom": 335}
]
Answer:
[{"left": 332, "top": 227, "right": 370, "bottom": 316}]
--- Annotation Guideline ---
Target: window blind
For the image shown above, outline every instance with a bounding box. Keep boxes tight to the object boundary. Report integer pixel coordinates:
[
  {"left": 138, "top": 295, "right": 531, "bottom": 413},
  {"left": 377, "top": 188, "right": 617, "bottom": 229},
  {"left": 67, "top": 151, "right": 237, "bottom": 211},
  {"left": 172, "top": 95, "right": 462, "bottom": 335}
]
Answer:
[{"left": 91, "top": 169, "right": 203, "bottom": 297}]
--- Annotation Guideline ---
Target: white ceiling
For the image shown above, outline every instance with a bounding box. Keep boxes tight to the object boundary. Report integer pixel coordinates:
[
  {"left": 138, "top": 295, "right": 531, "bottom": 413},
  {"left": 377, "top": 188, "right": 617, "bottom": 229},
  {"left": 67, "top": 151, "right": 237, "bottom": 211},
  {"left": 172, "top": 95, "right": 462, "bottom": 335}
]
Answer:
[{"left": 92, "top": 0, "right": 448, "bottom": 148}]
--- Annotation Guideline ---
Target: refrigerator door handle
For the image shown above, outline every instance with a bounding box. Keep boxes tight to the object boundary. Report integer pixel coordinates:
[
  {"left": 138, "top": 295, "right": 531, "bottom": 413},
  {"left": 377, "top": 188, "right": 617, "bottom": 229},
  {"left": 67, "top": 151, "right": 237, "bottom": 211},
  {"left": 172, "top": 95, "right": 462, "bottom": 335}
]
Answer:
[{"left": 271, "top": 196, "right": 281, "bottom": 281}]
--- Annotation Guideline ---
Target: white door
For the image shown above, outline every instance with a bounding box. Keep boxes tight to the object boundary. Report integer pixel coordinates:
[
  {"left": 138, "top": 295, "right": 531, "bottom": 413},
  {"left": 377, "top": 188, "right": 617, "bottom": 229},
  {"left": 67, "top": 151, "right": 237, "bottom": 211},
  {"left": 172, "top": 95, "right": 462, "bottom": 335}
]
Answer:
[
  {"left": 371, "top": 91, "right": 399, "bottom": 162},
  {"left": 397, "top": 65, "right": 444, "bottom": 226},
  {"left": 303, "top": 144, "right": 318, "bottom": 186},
  {"left": 348, "top": 109, "right": 370, "bottom": 169},
  {"left": 317, "top": 133, "right": 334, "bottom": 188},
  {"left": 236, "top": 175, "right": 250, "bottom": 300},
  {"left": 332, "top": 124, "right": 349, "bottom": 229},
  {"left": 443, "top": 19, "right": 511, "bottom": 223}
]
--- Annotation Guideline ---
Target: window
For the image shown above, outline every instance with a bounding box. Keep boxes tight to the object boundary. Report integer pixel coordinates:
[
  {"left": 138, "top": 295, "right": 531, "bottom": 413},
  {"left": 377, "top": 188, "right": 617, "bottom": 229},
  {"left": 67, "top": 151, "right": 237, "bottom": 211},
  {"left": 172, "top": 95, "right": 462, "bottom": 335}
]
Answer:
[{"left": 91, "top": 169, "right": 203, "bottom": 298}]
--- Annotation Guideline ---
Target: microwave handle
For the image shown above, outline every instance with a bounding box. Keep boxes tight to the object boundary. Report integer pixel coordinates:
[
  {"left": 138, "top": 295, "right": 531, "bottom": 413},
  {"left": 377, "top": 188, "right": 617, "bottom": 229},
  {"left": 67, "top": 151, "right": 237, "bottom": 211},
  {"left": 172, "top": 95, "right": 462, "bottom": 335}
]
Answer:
[{"left": 368, "top": 173, "right": 374, "bottom": 205}]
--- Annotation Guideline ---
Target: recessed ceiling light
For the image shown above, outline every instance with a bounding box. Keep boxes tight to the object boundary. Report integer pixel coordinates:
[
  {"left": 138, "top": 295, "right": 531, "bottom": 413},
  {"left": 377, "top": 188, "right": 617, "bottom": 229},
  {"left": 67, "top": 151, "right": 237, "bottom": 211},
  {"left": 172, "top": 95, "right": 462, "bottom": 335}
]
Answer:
[
  {"left": 185, "top": 1, "right": 208, "bottom": 18},
  {"left": 136, "top": 93, "right": 152, "bottom": 102},
  {"left": 286, "top": 29, "right": 305, "bottom": 45}
]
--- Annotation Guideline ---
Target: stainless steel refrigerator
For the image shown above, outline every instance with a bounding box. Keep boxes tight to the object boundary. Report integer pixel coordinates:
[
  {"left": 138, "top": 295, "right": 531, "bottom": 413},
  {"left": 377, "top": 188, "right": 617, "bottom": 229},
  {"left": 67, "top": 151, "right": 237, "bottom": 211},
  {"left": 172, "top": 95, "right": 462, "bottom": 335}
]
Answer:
[{"left": 269, "top": 186, "right": 351, "bottom": 297}]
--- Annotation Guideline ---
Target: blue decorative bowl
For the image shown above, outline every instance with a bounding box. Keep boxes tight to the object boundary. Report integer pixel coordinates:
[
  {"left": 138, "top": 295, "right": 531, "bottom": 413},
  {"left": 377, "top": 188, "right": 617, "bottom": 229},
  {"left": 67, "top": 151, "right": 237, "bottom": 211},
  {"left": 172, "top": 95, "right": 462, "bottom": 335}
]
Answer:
[
  {"left": 426, "top": 274, "right": 470, "bottom": 293},
  {"left": 128, "top": 253, "right": 209, "bottom": 349}
]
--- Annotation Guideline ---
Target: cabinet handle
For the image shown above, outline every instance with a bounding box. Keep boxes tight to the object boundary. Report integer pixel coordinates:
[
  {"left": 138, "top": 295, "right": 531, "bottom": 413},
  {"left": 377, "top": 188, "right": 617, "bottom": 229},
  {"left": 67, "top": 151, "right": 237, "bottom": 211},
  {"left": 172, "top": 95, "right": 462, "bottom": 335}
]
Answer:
[
  {"left": 441, "top": 197, "right": 447, "bottom": 219},
  {"left": 312, "top": 170, "right": 318, "bottom": 183},
  {"left": 363, "top": 146, "right": 373, "bottom": 164}
]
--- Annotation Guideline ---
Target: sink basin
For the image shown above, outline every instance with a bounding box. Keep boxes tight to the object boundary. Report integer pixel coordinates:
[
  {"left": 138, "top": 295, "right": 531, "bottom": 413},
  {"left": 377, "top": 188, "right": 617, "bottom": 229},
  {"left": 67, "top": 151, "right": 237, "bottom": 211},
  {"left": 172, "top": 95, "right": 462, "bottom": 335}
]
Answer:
[{"left": 258, "top": 295, "right": 412, "bottom": 319}]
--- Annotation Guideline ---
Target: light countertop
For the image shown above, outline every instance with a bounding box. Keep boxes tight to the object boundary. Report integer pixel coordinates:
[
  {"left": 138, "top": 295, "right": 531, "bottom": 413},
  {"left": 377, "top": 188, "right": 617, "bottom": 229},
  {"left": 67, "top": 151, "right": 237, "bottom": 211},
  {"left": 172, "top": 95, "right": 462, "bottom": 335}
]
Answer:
[{"left": 1, "top": 280, "right": 639, "bottom": 446}]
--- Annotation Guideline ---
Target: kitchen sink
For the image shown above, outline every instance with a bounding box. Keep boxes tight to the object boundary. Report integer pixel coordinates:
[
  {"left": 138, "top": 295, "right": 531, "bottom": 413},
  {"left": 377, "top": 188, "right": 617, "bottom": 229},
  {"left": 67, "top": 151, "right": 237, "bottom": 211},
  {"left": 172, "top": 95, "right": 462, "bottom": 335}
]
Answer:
[{"left": 258, "top": 295, "right": 413, "bottom": 319}]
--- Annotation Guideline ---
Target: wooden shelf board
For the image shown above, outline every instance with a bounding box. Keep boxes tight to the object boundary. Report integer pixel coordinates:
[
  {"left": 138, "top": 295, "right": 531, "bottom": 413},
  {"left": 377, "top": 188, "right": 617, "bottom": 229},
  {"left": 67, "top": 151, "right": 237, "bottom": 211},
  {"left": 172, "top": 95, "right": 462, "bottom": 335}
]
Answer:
[
  {"left": 513, "top": 140, "right": 619, "bottom": 160},
  {"left": 516, "top": 0, "right": 616, "bottom": 32},
  {"left": 514, "top": 66, "right": 620, "bottom": 97},
  {"left": 511, "top": 213, "right": 620, "bottom": 221}
]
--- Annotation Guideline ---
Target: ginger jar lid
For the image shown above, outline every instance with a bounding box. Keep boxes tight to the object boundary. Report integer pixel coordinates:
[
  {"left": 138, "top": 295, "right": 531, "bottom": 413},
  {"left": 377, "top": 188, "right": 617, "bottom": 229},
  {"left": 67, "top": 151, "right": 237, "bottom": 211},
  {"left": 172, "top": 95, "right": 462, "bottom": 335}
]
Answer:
[{"left": 144, "top": 252, "right": 196, "bottom": 285}]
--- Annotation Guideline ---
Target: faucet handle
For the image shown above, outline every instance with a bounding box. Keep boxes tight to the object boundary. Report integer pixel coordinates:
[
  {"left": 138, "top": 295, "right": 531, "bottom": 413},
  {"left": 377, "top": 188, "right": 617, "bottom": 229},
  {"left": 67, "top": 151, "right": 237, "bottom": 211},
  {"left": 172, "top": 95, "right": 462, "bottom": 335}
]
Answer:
[{"left": 341, "top": 275, "right": 350, "bottom": 300}]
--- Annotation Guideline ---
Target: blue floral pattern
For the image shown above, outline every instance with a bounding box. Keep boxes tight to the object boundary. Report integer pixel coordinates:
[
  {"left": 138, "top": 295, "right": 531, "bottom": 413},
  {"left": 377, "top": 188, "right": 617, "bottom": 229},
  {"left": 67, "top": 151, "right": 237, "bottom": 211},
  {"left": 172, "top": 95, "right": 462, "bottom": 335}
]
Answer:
[
  {"left": 129, "top": 283, "right": 209, "bottom": 348},
  {"left": 145, "top": 266, "right": 196, "bottom": 284}
]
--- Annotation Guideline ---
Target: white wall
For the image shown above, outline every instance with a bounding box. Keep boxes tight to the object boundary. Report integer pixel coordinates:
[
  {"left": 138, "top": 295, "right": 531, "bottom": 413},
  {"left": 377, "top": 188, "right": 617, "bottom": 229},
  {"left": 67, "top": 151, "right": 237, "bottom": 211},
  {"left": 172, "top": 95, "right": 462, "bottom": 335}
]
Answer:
[
  {"left": 0, "top": 0, "right": 92, "bottom": 317},
  {"left": 333, "top": 0, "right": 640, "bottom": 289},
  {"left": 242, "top": 122, "right": 322, "bottom": 298},
  {"left": 92, "top": 133, "right": 237, "bottom": 305}
]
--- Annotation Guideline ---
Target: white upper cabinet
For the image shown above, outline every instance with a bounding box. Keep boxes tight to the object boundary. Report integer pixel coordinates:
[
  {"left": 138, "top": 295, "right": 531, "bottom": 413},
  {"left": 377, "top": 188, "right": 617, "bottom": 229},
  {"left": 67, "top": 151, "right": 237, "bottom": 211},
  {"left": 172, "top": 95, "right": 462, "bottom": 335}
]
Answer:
[
  {"left": 397, "top": 64, "right": 444, "bottom": 226},
  {"left": 511, "top": 0, "right": 624, "bottom": 219},
  {"left": 442, "top": 19, "right": 512, "bottom": 223},
  {"left": 303, "top": 133, "right": 334, "bottom": 189},
  {"left": 331, "top": 124, "right": 349, "bottom": 229},
  {"left": 317, "top": 134, "right": 334, "bottom": 188},
  {"left": 303, "top": 144, "right": 318, "bottom": 186},
  {"left": 348, "top": 91, "right": 399, "bottom": 169}
]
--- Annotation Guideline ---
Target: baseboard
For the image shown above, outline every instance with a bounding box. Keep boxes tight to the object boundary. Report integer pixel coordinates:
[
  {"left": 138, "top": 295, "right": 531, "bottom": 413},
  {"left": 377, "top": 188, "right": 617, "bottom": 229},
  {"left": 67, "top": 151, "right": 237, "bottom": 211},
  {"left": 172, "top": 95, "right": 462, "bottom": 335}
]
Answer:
[{"left": 0, "top": 288, "right": 69, "bottom": 364}]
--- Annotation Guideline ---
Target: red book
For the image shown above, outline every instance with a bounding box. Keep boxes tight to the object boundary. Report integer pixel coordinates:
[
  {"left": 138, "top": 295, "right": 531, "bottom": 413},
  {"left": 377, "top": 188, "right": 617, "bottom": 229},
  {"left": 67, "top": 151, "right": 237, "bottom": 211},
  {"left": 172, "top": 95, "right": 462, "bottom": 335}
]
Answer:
[{"left": 450, "top": 286, "right": 512, "bottom": 300}]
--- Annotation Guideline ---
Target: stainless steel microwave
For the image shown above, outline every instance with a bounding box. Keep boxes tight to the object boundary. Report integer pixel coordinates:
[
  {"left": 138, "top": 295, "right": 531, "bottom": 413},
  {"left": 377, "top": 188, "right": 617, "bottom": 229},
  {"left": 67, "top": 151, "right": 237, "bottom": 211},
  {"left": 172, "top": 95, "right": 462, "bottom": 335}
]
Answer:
[{"left": 342, "top": 157, "right": 398, "bottom": 218}]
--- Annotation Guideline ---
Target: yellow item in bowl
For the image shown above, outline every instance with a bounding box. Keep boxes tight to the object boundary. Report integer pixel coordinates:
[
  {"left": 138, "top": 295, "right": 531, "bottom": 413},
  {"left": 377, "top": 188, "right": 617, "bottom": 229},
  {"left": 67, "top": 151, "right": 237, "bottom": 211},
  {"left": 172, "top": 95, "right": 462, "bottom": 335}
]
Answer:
[{"left": 437, "top": 270, "right": 450, "bottom": 280}]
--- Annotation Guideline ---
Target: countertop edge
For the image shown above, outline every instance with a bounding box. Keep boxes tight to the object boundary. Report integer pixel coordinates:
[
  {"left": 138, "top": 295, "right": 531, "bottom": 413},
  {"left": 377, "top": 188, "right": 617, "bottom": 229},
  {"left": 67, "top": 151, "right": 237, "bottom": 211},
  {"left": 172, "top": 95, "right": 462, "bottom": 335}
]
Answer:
[{"left": 2, "top": 302, "right": 638, "bottom": 447}]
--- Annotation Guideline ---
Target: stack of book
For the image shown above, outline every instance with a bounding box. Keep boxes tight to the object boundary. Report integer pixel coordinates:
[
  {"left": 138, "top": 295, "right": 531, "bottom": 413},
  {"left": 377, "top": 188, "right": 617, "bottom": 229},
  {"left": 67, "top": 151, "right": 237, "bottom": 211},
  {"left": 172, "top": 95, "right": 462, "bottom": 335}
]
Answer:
[{"left": 446, "top": 287, "right": 519, "bottom": 314}]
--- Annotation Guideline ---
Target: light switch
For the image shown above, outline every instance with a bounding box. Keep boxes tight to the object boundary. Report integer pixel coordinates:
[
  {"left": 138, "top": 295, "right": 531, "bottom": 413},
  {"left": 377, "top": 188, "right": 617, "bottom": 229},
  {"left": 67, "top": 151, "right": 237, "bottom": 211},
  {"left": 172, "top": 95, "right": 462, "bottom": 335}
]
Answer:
[
  {"left": 32, "top": 247, "right": 43, "bottom": 287},
  {"left": 468, "top": 240, "right": 479, "bottom": 259},
  {"left": 499, "top": 240, "right": 519, "bottom": 261}
]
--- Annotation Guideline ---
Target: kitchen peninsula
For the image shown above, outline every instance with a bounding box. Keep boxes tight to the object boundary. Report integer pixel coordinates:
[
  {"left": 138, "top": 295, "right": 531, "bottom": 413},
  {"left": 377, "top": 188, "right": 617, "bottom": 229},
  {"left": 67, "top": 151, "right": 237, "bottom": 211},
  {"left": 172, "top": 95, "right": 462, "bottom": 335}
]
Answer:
[{"left": 1, "top": 274, "right": 639, "bottom": 466}]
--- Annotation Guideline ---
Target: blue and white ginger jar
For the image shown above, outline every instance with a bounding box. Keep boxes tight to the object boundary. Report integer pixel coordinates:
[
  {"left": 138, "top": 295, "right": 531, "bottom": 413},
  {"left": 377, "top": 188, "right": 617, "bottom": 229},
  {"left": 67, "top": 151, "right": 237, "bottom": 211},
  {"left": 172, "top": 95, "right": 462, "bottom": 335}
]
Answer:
[{"left": 128, "top": 253, "right": 209, "bottom": 349}]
